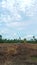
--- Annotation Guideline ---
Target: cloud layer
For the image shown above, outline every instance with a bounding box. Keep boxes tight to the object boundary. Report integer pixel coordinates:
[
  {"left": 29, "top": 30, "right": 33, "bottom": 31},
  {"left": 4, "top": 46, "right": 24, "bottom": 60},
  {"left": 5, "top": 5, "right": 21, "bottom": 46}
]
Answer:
[{"left": 0, "top": 0, "right": 37, "bottom": 39}]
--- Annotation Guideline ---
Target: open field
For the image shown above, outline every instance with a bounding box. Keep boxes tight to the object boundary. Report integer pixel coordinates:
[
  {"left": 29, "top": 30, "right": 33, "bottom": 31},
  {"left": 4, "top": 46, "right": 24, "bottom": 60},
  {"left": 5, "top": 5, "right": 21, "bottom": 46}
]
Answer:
[{"left": 0, "top": 43, "right": 37, "bottom": 65}]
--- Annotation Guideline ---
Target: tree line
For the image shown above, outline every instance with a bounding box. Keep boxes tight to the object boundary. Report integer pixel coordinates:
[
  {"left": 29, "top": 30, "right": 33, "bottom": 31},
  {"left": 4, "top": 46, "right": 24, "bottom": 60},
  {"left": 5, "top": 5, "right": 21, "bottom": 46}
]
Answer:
[{"left": 0, "top": 35, "right": 37, "bottom": 43}]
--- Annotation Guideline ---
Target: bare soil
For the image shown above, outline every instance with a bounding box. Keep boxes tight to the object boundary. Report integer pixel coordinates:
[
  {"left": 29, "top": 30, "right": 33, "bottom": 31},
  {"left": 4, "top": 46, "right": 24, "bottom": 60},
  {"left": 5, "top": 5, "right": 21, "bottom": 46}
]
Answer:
[{"left": 0, "top": 43, "right": 37, "bottom": 65}]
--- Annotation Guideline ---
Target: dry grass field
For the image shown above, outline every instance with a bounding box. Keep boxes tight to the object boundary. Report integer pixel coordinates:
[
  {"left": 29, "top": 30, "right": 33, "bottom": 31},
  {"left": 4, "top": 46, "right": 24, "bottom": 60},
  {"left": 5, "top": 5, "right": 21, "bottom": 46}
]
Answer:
[{"left": 0, "top": 43, "right": 37, "bottom": 65}]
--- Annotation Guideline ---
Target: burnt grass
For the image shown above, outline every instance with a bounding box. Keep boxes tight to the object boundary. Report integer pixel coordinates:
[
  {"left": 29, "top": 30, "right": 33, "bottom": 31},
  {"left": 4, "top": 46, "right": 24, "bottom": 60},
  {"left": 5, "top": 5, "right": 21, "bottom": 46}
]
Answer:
[{"left": 0, "top": 43, "right": 37, "bottom": 65}]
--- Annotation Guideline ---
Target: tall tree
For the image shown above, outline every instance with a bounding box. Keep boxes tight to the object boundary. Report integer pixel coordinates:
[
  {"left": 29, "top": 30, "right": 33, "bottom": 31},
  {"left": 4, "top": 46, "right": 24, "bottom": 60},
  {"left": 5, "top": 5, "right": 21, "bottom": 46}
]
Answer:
[{"left": 0, "top": 35, "right": 2, "bottom": 40}]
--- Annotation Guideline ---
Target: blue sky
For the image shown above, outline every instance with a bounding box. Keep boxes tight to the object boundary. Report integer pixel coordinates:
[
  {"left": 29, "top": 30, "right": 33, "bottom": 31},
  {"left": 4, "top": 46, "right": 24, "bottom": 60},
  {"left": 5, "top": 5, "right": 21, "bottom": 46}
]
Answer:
[{"left": 0, "top": 0, "right": 37, "bottom": 39}]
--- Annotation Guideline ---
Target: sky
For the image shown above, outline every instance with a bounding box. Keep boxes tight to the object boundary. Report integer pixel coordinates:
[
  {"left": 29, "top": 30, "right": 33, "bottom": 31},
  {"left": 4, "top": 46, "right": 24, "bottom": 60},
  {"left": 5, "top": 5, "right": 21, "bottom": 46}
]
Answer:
[{"left": 0, "top": 0, "right": 37, "bottom": 39}]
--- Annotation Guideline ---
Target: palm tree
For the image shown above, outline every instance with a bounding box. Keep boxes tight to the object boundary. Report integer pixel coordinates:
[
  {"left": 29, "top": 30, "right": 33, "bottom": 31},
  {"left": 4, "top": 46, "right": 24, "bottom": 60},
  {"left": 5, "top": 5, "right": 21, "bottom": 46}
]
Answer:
[{"left": 33, "top": 36, "right": 36, "bottom": 41}]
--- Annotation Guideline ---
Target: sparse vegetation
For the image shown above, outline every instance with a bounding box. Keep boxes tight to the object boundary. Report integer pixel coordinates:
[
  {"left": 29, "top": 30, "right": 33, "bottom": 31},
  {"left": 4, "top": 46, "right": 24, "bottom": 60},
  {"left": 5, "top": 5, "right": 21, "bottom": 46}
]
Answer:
[
  {"left": 31, "top": 56, "right": 37, "bottom": 61},
  {"left": 0, "top": 35, "right": 37, "bottom": 43}
]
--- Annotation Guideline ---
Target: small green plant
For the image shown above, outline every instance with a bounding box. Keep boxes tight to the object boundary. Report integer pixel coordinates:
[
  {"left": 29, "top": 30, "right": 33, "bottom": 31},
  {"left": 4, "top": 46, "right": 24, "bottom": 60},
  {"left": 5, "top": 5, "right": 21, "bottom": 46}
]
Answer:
[{"left": 31, "top": 56, "right": 37, "bottom": 61}]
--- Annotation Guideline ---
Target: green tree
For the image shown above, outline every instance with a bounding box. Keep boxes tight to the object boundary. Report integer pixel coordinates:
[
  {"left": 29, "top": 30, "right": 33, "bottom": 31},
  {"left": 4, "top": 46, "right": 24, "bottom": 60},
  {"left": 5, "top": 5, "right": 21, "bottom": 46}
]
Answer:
[
  {"left": 33, "top": 36, "right": 36, "bottom": 41},
  {"left": 24, "top": 38, "right": 27, "bottom": 43},
  {"left": 0, "top": 35, "right": 2, "bottom": 43},
  {"left": 0, "top": 35, "right": 2, "bottom": 40}
]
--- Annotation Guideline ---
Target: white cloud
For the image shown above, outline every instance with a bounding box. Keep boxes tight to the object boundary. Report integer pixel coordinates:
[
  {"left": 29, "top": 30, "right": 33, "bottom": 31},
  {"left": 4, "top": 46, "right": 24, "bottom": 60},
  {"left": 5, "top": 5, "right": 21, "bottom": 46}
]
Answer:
[
  {"left": 2, "top": 0, "right": 6, "bottom": 8},
  {"left": 25, "top": 0, "right": 37, "bottom": 16},
  {"left": 16, "top": 0, "right": 33, "bottom": 11},
  {"left": 7, "top": 0, "right": 15, "bottom": 11},
  {"left": 0, "top": 28, "right": 9, "bottom": 35},
  {"left": 2, "top": 0, "right": 15, "bottom": 10},
  {"left": 5, "top": 20, "right": 33, "bottom": 31},
  {"left": 0, "top": 14, "right": 12, "bottom": 23},
  {"left": 0, "top": 0, "right": 37, "bottom": 24},
  {"left": 0, "top": 0, "right": 37, "bottom": 33},
  {"left": 1, "top": 0, "right": 21, "bottom": 23}
]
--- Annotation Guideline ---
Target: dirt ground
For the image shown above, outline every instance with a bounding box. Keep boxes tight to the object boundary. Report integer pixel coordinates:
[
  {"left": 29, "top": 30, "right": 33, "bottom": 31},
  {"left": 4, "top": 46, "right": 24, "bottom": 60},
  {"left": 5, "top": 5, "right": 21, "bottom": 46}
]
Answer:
[{"left": 0, "top": 43, "right": 37, "bottom": 65}]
